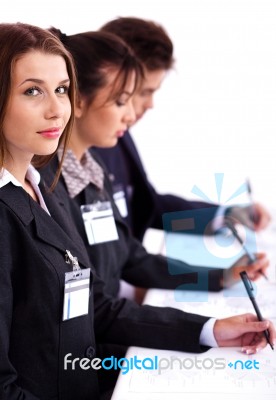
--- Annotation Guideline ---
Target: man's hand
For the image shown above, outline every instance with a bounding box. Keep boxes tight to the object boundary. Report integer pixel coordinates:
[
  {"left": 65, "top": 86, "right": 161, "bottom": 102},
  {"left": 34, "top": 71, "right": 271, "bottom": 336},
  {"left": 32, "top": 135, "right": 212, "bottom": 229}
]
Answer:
[
  {"left": 223, "top": 253, "right": 269, "bottom": 287},
  {"left": 227, "top": 203, "right": 271, "bottom": 231},
  {"left": 214, "top": 313, "right": 275, "bottom": 354}
]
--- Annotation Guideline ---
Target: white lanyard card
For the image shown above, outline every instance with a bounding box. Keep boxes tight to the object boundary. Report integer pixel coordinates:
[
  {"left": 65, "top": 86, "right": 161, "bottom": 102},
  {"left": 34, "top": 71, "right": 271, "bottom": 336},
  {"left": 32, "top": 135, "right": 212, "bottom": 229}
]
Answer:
[
  {"left": 113, "top": 187, "right": 128, "bottom": 218},
  {"left": 81, "top": 201, "right": 119, "bottom": 245},
  {"left": 63, "top": 251, "right": 90, "bottom": 321}
]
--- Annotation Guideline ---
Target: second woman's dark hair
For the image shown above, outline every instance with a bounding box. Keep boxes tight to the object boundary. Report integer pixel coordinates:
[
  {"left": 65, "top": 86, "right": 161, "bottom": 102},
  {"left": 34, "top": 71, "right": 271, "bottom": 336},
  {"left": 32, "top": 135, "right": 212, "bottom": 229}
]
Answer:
[{"left": 49, "top": 28, "right": 143, "bottom": 106}]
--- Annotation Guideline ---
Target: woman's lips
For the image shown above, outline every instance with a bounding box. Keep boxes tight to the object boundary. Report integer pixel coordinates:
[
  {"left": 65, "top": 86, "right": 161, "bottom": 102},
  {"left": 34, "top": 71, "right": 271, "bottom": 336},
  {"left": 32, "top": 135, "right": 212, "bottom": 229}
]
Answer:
[
  {"left": 116, "top": 130, "right": 125, "bottom": 138},
  {"left": 38, "top": 127, "right": 61, "bottom": 139}
]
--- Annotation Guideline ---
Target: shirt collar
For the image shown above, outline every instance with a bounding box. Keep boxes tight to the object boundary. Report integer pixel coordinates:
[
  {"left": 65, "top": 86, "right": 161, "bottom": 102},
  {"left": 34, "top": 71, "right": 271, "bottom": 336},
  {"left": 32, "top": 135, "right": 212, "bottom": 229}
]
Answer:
[
  {"left": 58, "top": 148, "right": 104, "bottom": 198},
  {"left": 0, "top": 164, "right": 40, "bottom": 188},
  {"left": 0, "top": 165, "right": 50, "bottom": 214}
]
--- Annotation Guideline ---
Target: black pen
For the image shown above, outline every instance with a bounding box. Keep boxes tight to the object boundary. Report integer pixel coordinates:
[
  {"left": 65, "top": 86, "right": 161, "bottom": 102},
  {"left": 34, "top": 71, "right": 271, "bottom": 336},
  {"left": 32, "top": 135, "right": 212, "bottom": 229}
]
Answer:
[
  {"left": 225, "top": 221, "right": 269, "bottom": 280},
  {"left": 240, "top": 271, "right": 274, "bottom": 350}
]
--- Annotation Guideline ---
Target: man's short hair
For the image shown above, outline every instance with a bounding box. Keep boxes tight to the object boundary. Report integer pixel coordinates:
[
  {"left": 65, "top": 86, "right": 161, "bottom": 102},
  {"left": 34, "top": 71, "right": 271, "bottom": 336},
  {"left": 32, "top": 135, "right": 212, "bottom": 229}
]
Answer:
[{"left": 100, "top": 17, "right": 174, "bottom": 71}]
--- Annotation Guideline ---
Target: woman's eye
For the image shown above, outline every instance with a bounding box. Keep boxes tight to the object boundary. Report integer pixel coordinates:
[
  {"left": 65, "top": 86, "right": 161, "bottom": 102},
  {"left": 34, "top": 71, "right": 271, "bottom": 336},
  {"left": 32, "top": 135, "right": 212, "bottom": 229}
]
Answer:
[
  {"left": 116, "top": 97, "right": 128, "bottom": 106},
  {"left": 56, "top": 85, "right": 69, "bottom": 95},
  {"left": 24, "top": 86, "right": 42, "bottom": 96}
]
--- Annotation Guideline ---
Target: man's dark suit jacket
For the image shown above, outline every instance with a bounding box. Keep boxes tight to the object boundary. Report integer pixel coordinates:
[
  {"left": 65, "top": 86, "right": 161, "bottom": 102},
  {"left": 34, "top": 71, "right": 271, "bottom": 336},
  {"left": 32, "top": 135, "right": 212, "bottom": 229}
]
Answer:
[
  {"left": 94, "top": 130, "right": 218, "bottom": 242},
  {"left": 0, "top": 180, "right": 212, "bottom": 399}
]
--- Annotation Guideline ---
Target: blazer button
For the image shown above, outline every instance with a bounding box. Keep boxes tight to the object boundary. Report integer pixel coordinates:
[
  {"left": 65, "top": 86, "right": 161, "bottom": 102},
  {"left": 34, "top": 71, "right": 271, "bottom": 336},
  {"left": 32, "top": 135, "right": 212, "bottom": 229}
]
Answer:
[{"left": 85, "top": 346, "right": 95, "bottom": 359}]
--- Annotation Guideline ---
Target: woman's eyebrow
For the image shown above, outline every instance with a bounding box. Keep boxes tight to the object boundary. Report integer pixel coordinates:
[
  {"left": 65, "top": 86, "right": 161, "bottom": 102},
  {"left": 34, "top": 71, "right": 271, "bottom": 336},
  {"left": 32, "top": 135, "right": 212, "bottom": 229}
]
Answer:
[{"left": 18, "top": 78, "right": 70, "bottom": 87}]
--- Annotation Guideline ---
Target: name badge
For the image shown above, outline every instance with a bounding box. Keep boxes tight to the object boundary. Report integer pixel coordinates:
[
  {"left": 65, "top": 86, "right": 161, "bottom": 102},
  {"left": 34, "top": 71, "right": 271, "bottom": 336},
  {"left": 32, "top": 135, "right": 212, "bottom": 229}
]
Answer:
[
  {"left": 81, "top": 201, "right": 119, "bottom": 245},
  {"left": 113, "top": 188, "right": 128, "bottom": 218},
  {"left": 63, "top": 250, "right": 90, "bottom": 321}
]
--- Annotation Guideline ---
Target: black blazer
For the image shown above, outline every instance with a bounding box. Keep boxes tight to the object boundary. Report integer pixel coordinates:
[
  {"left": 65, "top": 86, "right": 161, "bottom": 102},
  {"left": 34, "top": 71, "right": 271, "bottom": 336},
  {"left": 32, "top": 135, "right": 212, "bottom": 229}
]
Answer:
[
  {"left": 0, "top": 183, "right": 98, "bottom": 399},
  {"left": 0, "top": 181, "right": 211, "bottom": 399},
  {"left": 94, "top": 130, "right": 218, "bottom": 241}
]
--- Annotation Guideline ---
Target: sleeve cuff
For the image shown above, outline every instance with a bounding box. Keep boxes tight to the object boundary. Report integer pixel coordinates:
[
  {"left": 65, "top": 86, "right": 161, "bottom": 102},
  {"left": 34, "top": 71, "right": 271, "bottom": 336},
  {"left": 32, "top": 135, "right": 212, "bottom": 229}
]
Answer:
[{"left": 199, "top": 318, "right": 219, "bottom": 347}]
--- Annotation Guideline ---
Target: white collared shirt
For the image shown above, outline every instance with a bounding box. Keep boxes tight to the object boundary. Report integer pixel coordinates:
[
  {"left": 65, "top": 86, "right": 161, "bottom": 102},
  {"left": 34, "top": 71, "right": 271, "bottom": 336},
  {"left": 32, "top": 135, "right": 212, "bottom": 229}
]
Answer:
[{"left": 0, "top": 165, "right": 50, "bottom": 215}]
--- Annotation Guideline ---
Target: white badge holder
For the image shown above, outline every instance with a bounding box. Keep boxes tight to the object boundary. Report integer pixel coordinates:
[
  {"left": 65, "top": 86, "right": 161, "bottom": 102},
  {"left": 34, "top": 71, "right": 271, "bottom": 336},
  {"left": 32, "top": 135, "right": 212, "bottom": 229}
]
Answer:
[
  {"left": 113, "top": 188, "right": 128, "bottom": 218},
  {"left": 81, "top": 201, "right": 119, "bottom": 245},
  {"left": 63, "top": 250, "right": 90, "bottom": 321}
]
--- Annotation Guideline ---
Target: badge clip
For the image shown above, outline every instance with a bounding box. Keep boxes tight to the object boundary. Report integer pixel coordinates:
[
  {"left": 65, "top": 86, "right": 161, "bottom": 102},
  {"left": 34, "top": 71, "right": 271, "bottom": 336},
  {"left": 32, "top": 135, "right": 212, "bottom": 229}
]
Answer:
[{"left": 65, "top": 250, "right": 81, "bottom": 274}]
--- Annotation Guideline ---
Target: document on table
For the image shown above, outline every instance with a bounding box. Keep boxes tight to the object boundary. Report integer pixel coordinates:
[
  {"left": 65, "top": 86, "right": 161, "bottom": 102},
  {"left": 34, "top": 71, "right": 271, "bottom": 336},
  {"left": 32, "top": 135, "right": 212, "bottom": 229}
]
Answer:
[
  {"left": 142, "top": 281, "right": 276, "bottom": 320},
  {"left": 111, "top": 345, "right": 276, "bottom": 400}
]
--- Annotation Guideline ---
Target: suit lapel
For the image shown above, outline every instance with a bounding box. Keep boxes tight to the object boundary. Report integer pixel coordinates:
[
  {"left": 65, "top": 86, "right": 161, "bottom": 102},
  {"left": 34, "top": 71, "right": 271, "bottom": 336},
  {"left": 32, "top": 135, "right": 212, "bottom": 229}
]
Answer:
[
  {"left": 31, "top": 194, "right": 91, "bottom": 269},
  {"left": 0, "top": 184, "right": 33, "bottom": 225},
  {"left": 0, "top": 183, "right": 91, "bottom": 269}
]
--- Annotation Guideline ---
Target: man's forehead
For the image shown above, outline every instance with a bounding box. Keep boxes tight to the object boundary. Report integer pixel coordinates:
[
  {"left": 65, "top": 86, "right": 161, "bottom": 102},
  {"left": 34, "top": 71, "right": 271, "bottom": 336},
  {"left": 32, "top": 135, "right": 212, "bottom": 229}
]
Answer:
[{"left": 140, "top": 69, "right": 167, "bottom": 91}]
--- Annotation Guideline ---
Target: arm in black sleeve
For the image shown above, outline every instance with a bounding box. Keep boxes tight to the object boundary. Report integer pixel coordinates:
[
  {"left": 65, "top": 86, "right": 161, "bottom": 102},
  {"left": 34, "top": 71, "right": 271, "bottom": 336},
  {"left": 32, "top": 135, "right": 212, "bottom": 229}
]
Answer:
[
  {"left": 120, "top": 226, "right": 223, "bottom": 292},
  {"left": 147, "top": 181, "right": 219, "bottom": 234},
  {"left": 92, "top": 273, "right": 211, "bottom": 354},
  {"left": 98, "top": 166, "right": 224, "bottom": 292}
]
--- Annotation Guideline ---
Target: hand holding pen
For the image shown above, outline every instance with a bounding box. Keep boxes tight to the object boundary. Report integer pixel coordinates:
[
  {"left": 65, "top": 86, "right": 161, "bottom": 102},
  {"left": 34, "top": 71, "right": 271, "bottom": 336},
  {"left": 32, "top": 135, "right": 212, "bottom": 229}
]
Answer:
[
  {"left": 225, "top": 180, "right": 271, "bottom": 232},
  {"left": 214, "top": 312, "right": 275, "bottom": 354},
  {"left": 246, "top": 179, "right": 271, "bottom": 231},
  {"left": 240, "top": 270, "right": 274, "bottom": 351},
  {"left": 225, "top": 221, "right": 269, "bottom": 281}
]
